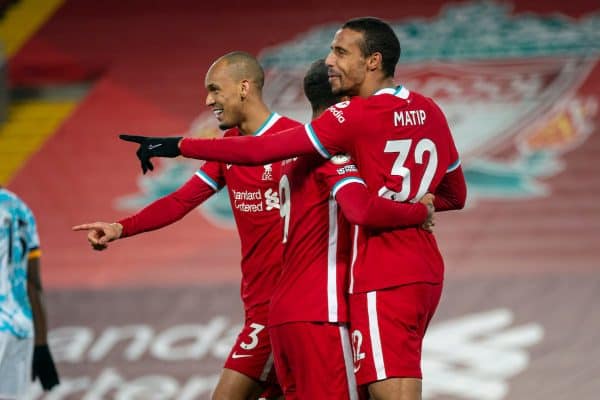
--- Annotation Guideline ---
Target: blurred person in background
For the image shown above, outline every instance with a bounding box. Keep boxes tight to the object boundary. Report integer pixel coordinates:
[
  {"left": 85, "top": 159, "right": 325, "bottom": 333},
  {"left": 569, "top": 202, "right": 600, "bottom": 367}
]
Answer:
[{"left": 0, "top": 186, "right": 59, "bottom": 398}]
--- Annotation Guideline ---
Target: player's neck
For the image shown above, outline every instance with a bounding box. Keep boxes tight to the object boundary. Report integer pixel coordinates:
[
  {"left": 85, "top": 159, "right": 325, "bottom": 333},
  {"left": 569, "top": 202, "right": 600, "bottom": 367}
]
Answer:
[
  {"left": 360, "top": 76, "right": 397, "bottom": 98},
  {"left": 238, "top": 100, "right": 272, "bottom": 136}
]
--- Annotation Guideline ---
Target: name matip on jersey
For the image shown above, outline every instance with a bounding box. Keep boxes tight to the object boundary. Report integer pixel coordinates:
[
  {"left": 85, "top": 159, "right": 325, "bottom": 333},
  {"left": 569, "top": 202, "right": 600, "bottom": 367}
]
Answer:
[
  {"left": 268, "top": 154, "right": 363, "bottom": 326},
  {"left": 195, "top": 113, "right": 301, "bottom": 311},
  {"left": 305, "top": 86, "right": 461, "bottom": 293}
]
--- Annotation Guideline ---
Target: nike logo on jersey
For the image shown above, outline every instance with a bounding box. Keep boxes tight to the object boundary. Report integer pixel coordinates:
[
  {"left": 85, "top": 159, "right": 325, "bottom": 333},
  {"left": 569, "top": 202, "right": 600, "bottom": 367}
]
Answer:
[
  {"left": 148, "top": 143, "right": 163, "bottom": 150},
  {"left": 226, "top": 164, "right": 232, "bottom": 170},
  {"left": 231, "top": 352, "right": 253, "bottom": 359}
]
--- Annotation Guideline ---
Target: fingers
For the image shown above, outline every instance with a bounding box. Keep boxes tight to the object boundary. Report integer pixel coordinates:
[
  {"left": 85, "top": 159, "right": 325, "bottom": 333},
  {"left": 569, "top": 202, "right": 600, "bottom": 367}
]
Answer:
[
  {"left": 419, "top": 192, "right": 435, "bottom": 205},
  {"left": 87, "top": 230, "right": 103, "bottom": 245},
  {"left": 135, "top": 147, "right": 154, "bottom": 174},
  {"left": 97, "top": 233, "right": 115, "bottom": 245},
  {"left": 119, "top": 134, "right": 146, "bottom": 144},
  {"left": 74, "top": 221, "right": 121, "bottom": 251},
  {"left": 91, "top": 242, "right": 108, "bottom": 251},
  {"left": 86, "top": 230, "right": 110, "bottom": 251},
  {"left": 421, "top": 220, "right": 435, "bottom": 233},
  {"left": 72, "top": 224, "right": 90, "bottom": 231},
  {"left": 140, "top": 158, "right": 154, "bottom": 174},
  {"left": 72, "top": 222, "right": 102, "bottom": 231}
]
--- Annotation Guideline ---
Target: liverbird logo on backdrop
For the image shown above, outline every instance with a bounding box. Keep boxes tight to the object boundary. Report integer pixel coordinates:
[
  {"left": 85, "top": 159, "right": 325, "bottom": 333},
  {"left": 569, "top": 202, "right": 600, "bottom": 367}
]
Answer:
[{"left": 117, "top": 1, "right": 600, "bottom": 223}]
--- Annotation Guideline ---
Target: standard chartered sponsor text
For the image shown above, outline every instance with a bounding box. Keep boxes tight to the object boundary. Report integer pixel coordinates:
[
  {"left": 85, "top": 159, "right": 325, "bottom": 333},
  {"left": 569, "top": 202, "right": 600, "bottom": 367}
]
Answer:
[{"left": 231, "top": 188, "right": 279, "bottom": 212}]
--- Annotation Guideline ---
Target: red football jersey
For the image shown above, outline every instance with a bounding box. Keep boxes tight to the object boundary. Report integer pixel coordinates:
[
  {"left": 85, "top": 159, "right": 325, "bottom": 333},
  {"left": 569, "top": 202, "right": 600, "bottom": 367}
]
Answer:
[
  {"left": 306, "top": 86, "right": 461, "bottom": 293},
  {"left": 268, "top": 154, "right": 365, "bottom": 326},
  {"left": 197, "top": 113, "right": 301, "bottom": 310}
]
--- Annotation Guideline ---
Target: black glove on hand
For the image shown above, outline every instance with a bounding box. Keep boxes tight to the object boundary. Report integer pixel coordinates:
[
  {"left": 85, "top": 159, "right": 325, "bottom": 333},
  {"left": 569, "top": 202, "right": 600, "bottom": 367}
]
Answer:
[
  {"left": 119, "top": 134, "right": 183, "bottom": 174},
  {"left": 32, "top": 345, "right": 60, "bottom": 391}
]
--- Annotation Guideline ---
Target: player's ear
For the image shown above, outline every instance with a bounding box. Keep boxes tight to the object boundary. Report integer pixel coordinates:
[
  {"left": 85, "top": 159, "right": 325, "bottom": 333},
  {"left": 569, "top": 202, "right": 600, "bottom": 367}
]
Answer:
[
  {"left": 366, "top": 52, "right": 382, "bottom": 72},
  {"left": 240, "top": 79, "right": 250, "bottom": 101}
]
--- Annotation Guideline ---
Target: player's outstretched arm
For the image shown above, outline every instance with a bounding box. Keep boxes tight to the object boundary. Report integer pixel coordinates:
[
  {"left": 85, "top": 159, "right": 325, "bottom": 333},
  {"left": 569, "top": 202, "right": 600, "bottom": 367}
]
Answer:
[
  {"left": 335, "top": 183, "right": 434, "bottom": 230},
  {"left": 119, "top": 126, "right": 317, "bottom": 173},
  {"left": 72, "top": 175, "right": 215, "bottom": 250},
  {"left": 179, "top": 126, "right": 317, "bottom": 164},
  {"left": 433, "top": 165, "right": 467, "bottom": 211}
]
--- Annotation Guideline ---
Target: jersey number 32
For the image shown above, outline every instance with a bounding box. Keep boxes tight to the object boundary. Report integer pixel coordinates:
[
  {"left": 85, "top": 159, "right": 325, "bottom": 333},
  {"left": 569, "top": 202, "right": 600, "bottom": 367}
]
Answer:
[{"left": 378, "top": 138, "right": 438, "bottom": 202}]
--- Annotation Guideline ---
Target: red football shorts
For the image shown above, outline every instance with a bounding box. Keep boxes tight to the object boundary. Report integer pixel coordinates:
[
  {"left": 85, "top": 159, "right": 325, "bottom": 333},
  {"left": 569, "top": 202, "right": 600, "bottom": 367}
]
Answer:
[
  {"left": 270, "top": 322, "right": 363, "bottom": 400},
  {"left": 224, "top": 305, "right": 278, "bottom": 384},
  {"left": 349, "top": 283, "right": 443, "bottom": 385}
]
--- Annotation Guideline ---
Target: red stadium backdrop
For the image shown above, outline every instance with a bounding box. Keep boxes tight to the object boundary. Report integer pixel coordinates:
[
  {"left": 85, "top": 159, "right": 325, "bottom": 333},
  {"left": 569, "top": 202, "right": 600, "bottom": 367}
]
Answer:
[{"left": 6, "top": 1, "right": 600, "bottom": 399}]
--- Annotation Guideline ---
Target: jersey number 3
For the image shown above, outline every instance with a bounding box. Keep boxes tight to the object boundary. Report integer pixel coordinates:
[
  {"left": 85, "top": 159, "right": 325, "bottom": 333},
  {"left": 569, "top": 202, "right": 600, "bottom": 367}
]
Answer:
[{"left": 378, "top": 138, "right": 437, "bottom": 202}]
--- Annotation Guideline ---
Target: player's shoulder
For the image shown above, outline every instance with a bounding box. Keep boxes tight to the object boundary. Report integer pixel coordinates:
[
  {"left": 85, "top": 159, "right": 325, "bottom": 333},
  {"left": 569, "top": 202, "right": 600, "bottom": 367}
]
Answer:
[
  {"left": 334, "top": 97, "right": 366, "bottom": 110},
  {"left": 260, "top": 113, "right": 301, "bottom": 138},
  {"left": 274, "top": 115, "right": 302, "bottom": 129},
  {"left": 0, "top": 188, "right": 23, "bottom": 208},
  {"left": 410, "top": 90, "right": 440, "bottom": 107},
  {"left": 0, "top": 189, "right": 34, "bottom": 219},
  {"left": 403, "top": 88, "right": 444, "bottom": 112},
  {"left": 318, "top": 98, "right": 366, "bottom": 125},
  {"left": 409, "top": 90, "right": 449, "bottom": 124},
  {"left": 367, "top": 85, "right": 411, "bottom": 104},
  {"left": 369, "top": 86, "right": 446, "bottom": 116}
]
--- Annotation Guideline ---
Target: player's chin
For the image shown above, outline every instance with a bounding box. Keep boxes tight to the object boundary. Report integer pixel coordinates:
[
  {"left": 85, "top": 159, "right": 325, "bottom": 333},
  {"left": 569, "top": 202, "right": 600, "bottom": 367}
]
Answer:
[
  {"left": 218, "top": 121, "right": 235, "bottom": 130},
  {"left": 329, "top": 79, "right": 341, "bottom": 91},
  {"left": 332, "top": 85, "right": 350, "bottom": 97}
]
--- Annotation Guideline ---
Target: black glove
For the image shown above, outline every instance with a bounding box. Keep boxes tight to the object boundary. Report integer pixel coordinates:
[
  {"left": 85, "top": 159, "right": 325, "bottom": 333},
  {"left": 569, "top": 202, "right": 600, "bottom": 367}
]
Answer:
[
  {"left": 32, "top": 344, "right": 60, "bottom": 391},
  {"left": 119, "top": 134, "right": 182, "bottom": 174}
]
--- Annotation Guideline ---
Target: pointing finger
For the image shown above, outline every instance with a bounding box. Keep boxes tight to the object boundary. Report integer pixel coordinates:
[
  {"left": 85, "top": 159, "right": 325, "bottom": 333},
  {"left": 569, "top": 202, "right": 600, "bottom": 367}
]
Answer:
[
  {"left": 119, "top": 134, "right": 145, "bottom": 144},
  {"left": 72, "top": 223, "right": 100, "bottom": 231}
]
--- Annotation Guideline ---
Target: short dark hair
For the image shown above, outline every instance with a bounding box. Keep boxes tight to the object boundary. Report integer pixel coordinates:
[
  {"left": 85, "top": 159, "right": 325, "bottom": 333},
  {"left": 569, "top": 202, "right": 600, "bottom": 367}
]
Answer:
[
  {"left": 220, "top": 51, "right": 265, "bottom": 90},
  {"left": 342, "top": 17, "right": 400, "bottom": 78},
  {"left": 303, "top": 59, "right": 341, "bottom": 115}
]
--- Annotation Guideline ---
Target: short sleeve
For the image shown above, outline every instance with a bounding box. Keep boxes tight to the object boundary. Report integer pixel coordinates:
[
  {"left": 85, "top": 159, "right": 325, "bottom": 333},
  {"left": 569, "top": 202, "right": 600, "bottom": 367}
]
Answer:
[{"left": 20, "top": 201, "right": 39, "bottom": 252}]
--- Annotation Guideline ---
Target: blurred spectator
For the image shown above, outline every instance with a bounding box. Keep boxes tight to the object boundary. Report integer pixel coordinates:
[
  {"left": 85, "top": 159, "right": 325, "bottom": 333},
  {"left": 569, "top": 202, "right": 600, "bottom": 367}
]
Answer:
[{"left": 0, "top": 186, "right": 59, "bottom": 398}]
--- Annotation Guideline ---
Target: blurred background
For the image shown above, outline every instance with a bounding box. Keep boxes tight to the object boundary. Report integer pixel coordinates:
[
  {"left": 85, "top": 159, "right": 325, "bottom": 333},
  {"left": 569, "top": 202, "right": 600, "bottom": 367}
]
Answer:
[{"left": 2, "top": 0, "right": 599, "bottom": 398}]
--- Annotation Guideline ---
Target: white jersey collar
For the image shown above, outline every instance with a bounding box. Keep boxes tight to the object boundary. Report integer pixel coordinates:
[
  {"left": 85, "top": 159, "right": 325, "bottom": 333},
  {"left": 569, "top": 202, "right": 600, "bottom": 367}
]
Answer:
[
  {"left": 374, "top": 85, "right": 410, "bottom": 99},
  {"left": 254, "top": 112, "right": 281, "bottom": 136}
]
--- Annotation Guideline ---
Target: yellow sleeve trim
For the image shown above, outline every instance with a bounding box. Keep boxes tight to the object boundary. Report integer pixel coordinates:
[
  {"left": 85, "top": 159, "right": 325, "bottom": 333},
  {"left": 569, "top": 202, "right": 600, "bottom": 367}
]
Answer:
[{"left": 28, "top": 249, "right": 41, "bottom": 260}]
